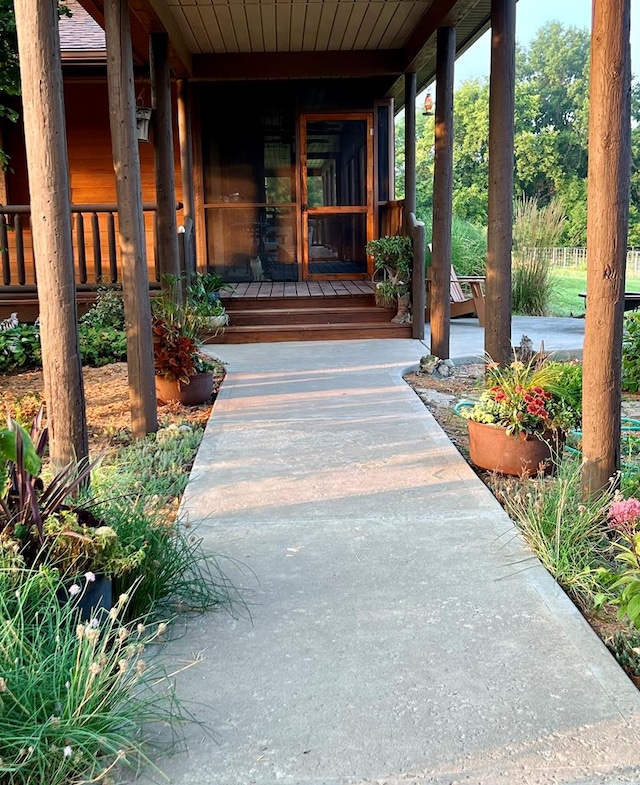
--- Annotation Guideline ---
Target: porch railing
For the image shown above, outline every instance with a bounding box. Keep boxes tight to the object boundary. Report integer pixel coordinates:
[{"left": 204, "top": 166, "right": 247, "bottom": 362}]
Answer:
[
  {"left": 0, "top": 202, "right": 186, "bottom": 291},
  {"left": 408, "top": 212, "right": 426, "bottom": 340}
]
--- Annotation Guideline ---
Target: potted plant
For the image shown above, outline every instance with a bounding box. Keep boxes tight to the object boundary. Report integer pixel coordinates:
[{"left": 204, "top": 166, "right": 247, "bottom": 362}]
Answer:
[
  {"left": 458, "top": 355, "right": 582, "bottom": 477},
  {"left": 186, "top": 270, "right": 231, "bottom": 331},
  {"left": 151, "top": 276, "right": 223, "bottom": 405},
  {"left": 365, "top": 235, "right": 413, "bottom": 323},
  {"left": 0, "top": 410, "right": 146, "bottom": 616}
]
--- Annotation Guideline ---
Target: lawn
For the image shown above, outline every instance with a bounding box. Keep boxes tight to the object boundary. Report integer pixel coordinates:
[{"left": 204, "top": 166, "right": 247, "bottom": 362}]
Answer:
[{"left": 550, "top": 268, "right": 640, "bottom": 317}]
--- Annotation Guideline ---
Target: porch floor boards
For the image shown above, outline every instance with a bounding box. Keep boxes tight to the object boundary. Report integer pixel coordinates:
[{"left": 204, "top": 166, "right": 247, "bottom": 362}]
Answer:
[{"left": 221, "top": 280, "right": 376, "bottom": 300}]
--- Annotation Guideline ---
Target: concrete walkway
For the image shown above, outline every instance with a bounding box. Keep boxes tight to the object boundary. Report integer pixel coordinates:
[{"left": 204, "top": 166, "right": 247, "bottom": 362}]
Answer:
[{"left": 143, "top": 317, "right": 640, "bottom": 785}]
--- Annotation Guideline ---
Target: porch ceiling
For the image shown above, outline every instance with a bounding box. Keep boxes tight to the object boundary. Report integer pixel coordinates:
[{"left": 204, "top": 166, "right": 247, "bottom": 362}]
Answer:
[{"left": 77, "top": 0, "right": 493, "bottom": 106}]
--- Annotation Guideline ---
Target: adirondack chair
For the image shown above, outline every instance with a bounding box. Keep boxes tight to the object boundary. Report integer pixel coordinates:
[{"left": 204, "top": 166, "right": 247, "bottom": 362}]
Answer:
[
  {"left": 450, "top": 269, "right": 486, "bottom": 326},
  {"left": 426, "top": 258, "right": 486, "bottom": 326}
]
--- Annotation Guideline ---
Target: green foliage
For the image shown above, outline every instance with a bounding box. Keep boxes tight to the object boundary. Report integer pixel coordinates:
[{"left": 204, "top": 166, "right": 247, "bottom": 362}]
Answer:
[
  {"left": 0, "top": 322, "right": 41, "bottom": 374},
  {"left": 623, "top": 312, "right": 640, "bottom": 393},
  {"left": 90, "top": 420, "right": 247, "bottom": 620},
  {"left": 399, "top": 23, "right": 599, "bottom": 244},
  {"left": 511, "top": 196, "right": 566, "bottom": 316},
  {"left": 461, "top": 355, "right": 582, "bottom": 436},
  {"left": 0, "top": 569, "right": 191, "bottom": 785},
  {"left": 79, "top": 287, "right": 125, "bottom": 331},
  {"left": 606, "top": 628, "right": 640, "bottom": 677},
  {"left": 496, "top": 456, "right": 615, "bottom": 606},
  {"left": 366, "top": 235, "right": 413, "bottom": 300},
  {"left": 78, "top": 324, "right": 127, "bottom": 366},
  {"left": 366, "top": 235, "right": 413, "bottom": 277}
]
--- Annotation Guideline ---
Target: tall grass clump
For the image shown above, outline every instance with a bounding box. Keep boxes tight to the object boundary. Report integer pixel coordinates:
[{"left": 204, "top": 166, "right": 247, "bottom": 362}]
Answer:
[
  {"left": 511, "top": 196, "right": 566, "bottom": 316},
  {"left": 493, "top": 455, "right": 614, "bottom": 607},
  {"left": 0, "top": 569, "right": 196, "bottom": 785},
  {"left": 451, "top": 215, "right": 487, "bottom": 276},
  {"left": 421, "top": 211, "right": 487, "bottom": 276}
]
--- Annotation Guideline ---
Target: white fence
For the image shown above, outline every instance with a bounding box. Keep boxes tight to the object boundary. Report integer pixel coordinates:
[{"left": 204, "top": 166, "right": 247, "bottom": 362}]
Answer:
[{"left": 520, "top": 247, "right": 640, "bottom": 276}]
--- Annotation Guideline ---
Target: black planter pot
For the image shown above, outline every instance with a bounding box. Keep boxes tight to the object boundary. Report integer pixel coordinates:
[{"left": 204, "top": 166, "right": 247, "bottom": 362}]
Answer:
[{"left": 58, "top": 574, "right": 113, "bottom": 621}]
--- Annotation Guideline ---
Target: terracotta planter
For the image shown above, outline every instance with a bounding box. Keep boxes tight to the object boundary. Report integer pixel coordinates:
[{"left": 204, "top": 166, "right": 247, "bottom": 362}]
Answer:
[
  {"left": 155, "top": 372, "right": 214, "bottom": 406},
  {"left": 467, "top": 418, "right": 564, "bottom": 477}
]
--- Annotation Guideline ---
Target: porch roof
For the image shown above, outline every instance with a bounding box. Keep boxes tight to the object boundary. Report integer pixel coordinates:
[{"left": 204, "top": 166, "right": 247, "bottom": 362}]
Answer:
[{"left": 75, "top": 0, "right": 494, "bottom": 107}]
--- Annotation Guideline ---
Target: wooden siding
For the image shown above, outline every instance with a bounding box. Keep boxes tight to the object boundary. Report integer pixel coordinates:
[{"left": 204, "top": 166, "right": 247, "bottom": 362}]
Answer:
[{"left": 3, "top": 81, "right": 184, "bottom": 288}]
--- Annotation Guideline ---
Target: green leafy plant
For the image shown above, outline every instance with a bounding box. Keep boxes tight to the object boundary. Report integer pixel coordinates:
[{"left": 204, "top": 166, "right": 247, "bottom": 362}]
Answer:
[
  {"left": 0, "top": 320, "right": 41, "bottom": 374},
  {"left": 0, "top": 409, "right": 144, "bottom": 580},
  {"left": 366, "top": 235, "right": 413, "bottom": 301},
  {"left": 78, "top": 323, "right": 127, "bottom": 366},
  {"left": 79, "top": 286, "right": 125, "bottom": 331},
  {"left": 461, "top": 355, "right": 582, "bottom": 436},
  {"left": 623, "top": 312, "right": 640, "bottom": 392},
  {"left": 605, "top": 496, "right": 640, "bottom": 628}
]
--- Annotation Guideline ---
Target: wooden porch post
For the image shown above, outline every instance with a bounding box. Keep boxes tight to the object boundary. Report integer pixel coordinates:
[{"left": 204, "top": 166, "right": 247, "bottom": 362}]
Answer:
[
  {"left": 430, "top": 26, "right": 456, "bottom": 360},
  {"left": 485, "top": 0, "right": 516, "bottom": 365},
  {"left": 150, "top": 32, "right": 181, "bottom": 287},
  {"left": 13, "top": 0, "right": 89, "bottom": 470},
  {"left": 177, "top": 81, "right": 195, "bottom": 233},
  {"left": 104, "top": 0, "right": 158, "bottom": 437},
  {"left": 581, "top": 0, "right": 631, "bottom": 496},
  {"left": 404, "top": 72, "right": 417, "bottom": 219}
]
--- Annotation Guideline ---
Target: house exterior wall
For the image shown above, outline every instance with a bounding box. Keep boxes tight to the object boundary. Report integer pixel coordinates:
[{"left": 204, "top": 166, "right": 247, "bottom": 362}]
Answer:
[{"left": 1, "top": 79, "right": 183, "bottom": 289}]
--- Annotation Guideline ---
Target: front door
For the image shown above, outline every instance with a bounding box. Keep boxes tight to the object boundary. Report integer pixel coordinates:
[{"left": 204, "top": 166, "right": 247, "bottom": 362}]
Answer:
[{"left": 300, "top": 113, "right": 374, "bottom": 280}]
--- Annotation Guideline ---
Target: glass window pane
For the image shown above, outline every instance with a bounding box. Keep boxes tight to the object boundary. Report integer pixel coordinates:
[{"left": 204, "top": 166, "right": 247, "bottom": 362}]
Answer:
[
  {"left": 205, "top": 206, "right": 298, "bottom": 282},
  {"left": 306, "top": 120, "right": 367, "bottom": 207}
]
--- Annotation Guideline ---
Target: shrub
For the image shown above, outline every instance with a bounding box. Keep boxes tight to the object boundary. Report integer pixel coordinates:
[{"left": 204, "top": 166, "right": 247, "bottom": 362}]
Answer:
[
  {"left": 78, "top": 323, "right": 128, "bottom": 366},
  {"left": 79, "top": 287, "right": 125, "bottom": 330},
  {"left": 623, "top": 312, "right": 640, "bottom": 392},
  {"left": 0, "top": 321, "right": 41, "bottom": 374}
]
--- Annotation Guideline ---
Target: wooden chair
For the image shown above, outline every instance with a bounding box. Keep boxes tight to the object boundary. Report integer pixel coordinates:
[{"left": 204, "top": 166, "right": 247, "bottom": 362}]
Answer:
[
  {"left": 450, "top": 268, "right": 486, "bottom": 326},
  {"left": 426, "top": 265, "right": 486, "bottom": 326}
]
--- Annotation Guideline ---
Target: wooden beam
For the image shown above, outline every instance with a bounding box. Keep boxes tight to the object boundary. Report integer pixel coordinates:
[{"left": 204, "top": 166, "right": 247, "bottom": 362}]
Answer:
[
  {"left": 581, "top": 0, "right": 631, "bottom": 496},
  {"left": 430, "top": 26, "right": 456, "bottom": 361},
  {"left": 192, "top": 51, "right": 405, "bottom": 81},
  {"left": 485, "top": 0, "right": 516, "bottom": 366},
  {"left": 403, "top": 0, "right": 457, "bottom": 72},
  {"left": 404, "top": 72, "right": 417, "bottom": 218},
  {"left": 104, "top": 0, "right": 157, "bottom": 437},
  {"left": 150, "top": 32, "right": 180, "bottom": 288},
  {"left": 14, "top": 0, "right": 89, "bottom": 470},
  {"left": 177, "top": 79, "right": 195, "bottom": 231}
]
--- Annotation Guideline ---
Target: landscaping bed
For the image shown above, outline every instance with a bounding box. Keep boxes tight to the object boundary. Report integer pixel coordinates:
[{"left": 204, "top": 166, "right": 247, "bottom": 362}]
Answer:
[{"left": 404, "top": 359, "right": 640, "bottom": 691}]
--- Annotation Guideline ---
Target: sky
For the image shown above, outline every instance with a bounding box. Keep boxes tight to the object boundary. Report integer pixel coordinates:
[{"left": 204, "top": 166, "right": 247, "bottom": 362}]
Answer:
[{"left": 438, "top": 0, "right": 640, "bottom": 92}]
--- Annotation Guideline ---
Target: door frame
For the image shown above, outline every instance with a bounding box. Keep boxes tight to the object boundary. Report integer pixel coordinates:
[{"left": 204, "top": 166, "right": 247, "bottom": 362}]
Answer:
[{"left": 299, "top": 112, "right": 374, "bottom": 281}]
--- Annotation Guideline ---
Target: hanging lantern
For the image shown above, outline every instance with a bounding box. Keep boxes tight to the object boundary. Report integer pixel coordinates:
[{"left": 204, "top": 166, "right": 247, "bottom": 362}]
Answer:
[
  {"left": 423, "top": 92, "right": 433, "bottom": 116},
  {"left": 136, "top": 106, "right": 152, "bottom": 142}
]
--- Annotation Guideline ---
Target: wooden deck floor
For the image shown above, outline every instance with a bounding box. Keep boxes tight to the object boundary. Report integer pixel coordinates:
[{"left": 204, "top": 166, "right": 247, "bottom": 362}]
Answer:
[{"left": 221, "top": 280, "right": 376, "bottom": 300}]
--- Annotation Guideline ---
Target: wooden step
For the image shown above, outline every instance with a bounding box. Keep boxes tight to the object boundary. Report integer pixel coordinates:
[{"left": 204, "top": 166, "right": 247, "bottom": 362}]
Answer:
[
  {"left": 222, "top": 294, "right": 377, "bottom": 311},
  {"left": 205, "top": 322, "right": 413, "bottom": 344},
  {"left": 227, "top": 305, "right": 396, "bottom": 326}
]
